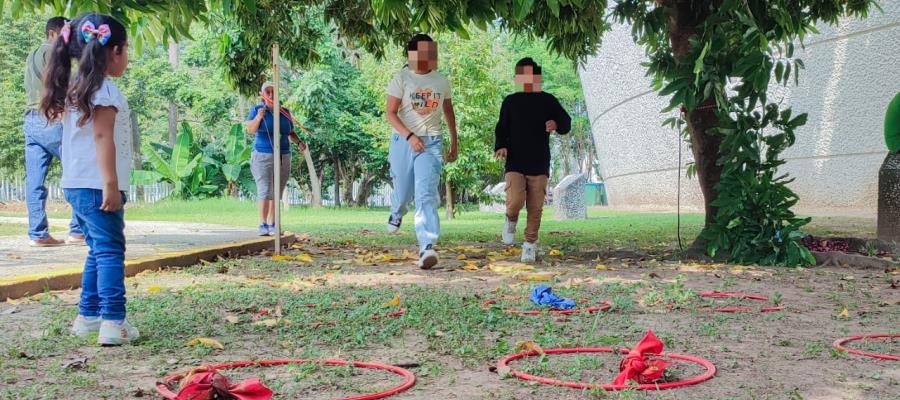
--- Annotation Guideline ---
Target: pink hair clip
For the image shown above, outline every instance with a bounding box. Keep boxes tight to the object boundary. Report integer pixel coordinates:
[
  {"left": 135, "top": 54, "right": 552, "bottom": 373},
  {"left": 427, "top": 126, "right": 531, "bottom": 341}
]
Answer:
[{"left": 60, "top": 21, "right": 71, "bottom": 44}]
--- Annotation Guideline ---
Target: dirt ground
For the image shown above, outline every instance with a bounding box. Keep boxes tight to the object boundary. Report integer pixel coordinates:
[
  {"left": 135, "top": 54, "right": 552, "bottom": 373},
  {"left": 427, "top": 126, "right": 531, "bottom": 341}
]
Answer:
[{"left": 1, "top": 239, "right": 898, "bottom": 400}]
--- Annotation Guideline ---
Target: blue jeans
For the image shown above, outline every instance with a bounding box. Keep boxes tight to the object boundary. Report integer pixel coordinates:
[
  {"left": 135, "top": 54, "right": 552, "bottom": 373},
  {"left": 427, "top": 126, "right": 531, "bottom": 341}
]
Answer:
[
  {"left": 389, "top": 133, "right": 443, "bottom": 253},
  {"left": 64, "top": 188, "right": 127, "bottom": 320},
  {"left": 24, "top": 111, "right": 81, "bottom": 240}
]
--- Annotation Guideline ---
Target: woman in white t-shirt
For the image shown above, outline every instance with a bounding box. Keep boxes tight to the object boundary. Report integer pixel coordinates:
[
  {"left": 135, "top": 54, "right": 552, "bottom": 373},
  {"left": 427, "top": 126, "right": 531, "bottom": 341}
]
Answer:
[
  {"left": 385, "top": 34, "right": 459, "bottom": 269},
  {"left": 40, "top": 13, "right": 139, "bottom": 345}
]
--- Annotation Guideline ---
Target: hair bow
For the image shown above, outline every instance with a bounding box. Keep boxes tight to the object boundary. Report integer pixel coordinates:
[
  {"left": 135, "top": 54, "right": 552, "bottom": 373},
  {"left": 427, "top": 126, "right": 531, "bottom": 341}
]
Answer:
[
  {"left": 60, "top": 22, "right": 72, "bottom": 44},
  {"left": 80, "top": 22, "right": 112, "bottom": 46}
]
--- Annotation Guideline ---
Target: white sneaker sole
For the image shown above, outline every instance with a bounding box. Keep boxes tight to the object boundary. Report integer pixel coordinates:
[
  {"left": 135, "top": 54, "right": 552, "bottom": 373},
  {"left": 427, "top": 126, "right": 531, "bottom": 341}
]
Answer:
[{"left": 387, "top": 224, "right": 400, "bottom": 234}]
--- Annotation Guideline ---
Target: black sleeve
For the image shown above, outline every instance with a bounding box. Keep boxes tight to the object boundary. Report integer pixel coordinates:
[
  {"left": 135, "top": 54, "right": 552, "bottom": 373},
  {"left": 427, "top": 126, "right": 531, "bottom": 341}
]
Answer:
[
  {"left": 549, "top": 94, "right": 572, "bottom": 135},
  {"left": 494, "top": 97, "right": 511, "bottom": 151}
]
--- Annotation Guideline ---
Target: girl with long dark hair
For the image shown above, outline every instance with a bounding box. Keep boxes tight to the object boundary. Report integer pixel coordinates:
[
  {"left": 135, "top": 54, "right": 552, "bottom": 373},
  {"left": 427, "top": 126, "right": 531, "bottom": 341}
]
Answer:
[{"left": 40, "top": 13, "right": 138, "bottom": 345}]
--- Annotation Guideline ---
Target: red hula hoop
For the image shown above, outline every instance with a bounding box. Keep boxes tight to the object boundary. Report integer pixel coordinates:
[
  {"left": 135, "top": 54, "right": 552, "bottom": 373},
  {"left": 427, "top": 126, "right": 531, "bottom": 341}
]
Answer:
[
  {"left": 497, "top": 347, "right": 716, "bottom": 391},
  {"left": 696, "top": 292, "right": 784, "bottom": 313},
  {"left": 156, "top": 359, "right": 416, "bottom": 400},
  {"left": 832, "top": 334, "right": 900, "bottom": 361},
  {"left": 481, "top": 297, "right": 612, "bottom": 315}
]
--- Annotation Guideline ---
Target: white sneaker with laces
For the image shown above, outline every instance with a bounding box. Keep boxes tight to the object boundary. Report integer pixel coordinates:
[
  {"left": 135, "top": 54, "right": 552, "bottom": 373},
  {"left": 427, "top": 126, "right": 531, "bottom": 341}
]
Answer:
[
  {"left": 501, "top": 217, "right": 517, "bottom": 245},
  {"left": 418, "top": 245, "right": 439, "bottom": 269},
  {"left": 98, "top": 319, "right": 140, "bottom": 346},
  {"left": 521, "top": 242, "right": 537, "bottom": 263},
  {"left": 71, "top": 315, "right": 101, "bottom": 337}
]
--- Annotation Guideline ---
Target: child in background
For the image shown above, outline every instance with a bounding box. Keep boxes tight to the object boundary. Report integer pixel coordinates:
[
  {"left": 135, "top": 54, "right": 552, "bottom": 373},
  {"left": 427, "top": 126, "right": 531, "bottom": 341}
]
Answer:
[
  {"left": 40, "top": 13, "right": 138, "bottom": 345},
  {"left": 494, "top": 58, "right": 571, "bottom": 263}
]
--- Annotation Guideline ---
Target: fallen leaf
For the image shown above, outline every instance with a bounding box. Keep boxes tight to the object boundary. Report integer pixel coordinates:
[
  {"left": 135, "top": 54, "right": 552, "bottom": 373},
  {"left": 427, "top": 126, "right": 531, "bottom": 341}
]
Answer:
[
  {"left": 61, "top": 357, "right": 88, "bottom": 370},
  {"left": 648, "top": 272, "right": 660, "bottom": 279},
  {"left": 224, "top": 315, "right": 240, "bottom": 324},
  {"left": 488, "top": 262, "right": 535, "bottom": 274},
  {"left": 0, "top": 306, "right": 19, "bottom": 315},
  {"left": 186, "top": 337, "right": 225, "bottom": 350},
  {"left": 147, "top": 286, "right": 162, "bottom": 294},
  {"left": 253, "top": 318, "right": 292, "bottom": 327},
  {"left": 5, "top": 297, "right": 26, "bottom": 305},
  {"left": 515, "top": 341, "right": 546, "bottom": 356},
  {"left": 456, "top": 254, "right": 467, "bottom": 260},
  {"left": 384, "top": 295, "right": 401, "bottom": 308},
  {"left": 460, "top": 262, "right": 480, "bottom": 271},
  {"left": 271, "top": 254, "right": 313, "bottom": 263},
  {"left": 548, "top": 249, "right": 563, "bottom": 257},
  {"left": 595, "top": 264, "right": 607, "bottom": 270},
  {"left": 838, "top": 308, "right": 849, "bottom": 318},
  {"left": 517, "top": 272, "right": 557, "bottom": 282}
]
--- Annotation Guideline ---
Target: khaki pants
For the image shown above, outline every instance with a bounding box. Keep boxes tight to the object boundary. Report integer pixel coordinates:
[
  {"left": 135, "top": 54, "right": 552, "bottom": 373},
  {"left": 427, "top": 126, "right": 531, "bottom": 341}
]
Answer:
[{"left": 505, "top": 172, "right": 548, "bottom": 243}]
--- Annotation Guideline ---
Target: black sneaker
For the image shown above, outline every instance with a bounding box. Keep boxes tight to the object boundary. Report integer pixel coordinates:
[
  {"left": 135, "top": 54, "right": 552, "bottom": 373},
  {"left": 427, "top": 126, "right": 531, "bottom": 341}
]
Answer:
[{"left": 387, "top": 216, "right": 402, "bottom": 234}]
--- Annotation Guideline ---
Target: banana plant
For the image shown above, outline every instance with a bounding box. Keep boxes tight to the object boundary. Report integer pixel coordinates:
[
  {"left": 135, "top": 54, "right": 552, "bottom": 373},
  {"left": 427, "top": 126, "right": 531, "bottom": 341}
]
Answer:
[
  {"left": 222, "top": 123, "right": 253, "bottom": 197},
  {"left": 131, "top": 122, "right": 204, "bottom": 198}
]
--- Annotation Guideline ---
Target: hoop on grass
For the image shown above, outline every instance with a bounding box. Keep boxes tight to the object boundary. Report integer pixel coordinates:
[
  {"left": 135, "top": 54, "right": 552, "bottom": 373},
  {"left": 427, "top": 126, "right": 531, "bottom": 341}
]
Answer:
[
  {"left": 497, "top": 347, "right": 716, "bottom": 391},
  {"left": 832, "top": 334, "right": 899, "bottom": 361},
  {"left": 156, "top": 359, "right": 416, "bottom": 400}
]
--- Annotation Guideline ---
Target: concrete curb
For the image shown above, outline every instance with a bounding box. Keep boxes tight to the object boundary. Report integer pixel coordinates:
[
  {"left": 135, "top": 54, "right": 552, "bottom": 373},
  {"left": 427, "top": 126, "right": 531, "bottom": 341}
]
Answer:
[{"left": 1, "top": 234, "right": 297, "bottom": 300}]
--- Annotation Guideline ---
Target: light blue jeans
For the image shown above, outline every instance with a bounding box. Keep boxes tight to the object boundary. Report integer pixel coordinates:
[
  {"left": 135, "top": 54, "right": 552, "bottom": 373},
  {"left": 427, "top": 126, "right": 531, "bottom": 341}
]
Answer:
[
  {"left": 389, "top": 133, "right": 443, "bottom": 253},
  {"left": 24, "top": 110, "right": 82, "bottom": 240}
]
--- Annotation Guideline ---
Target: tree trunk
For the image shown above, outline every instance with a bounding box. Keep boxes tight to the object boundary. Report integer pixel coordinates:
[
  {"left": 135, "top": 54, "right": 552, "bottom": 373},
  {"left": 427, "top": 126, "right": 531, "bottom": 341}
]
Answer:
[
  {"left": 130, "top": 112, "right": 144, "bottom": 201},
  {"left": 445, "top": 180, "right": 455, "bottom": 220},
  {"left": 333, "top": 157, "right": 342, "bottom": 207},
  {"left": 342, "top": 164, "right": 356, "bottom": 207},
  {"left": 356, "top": 174, "right": 376, "bottom": 207},
  {"left": 167, "top": 40, "right": 179, "bottom": 145},
  {"left": 668, "top": 0, "right": 721, "bottom": 229},
  {"left": 302, "top": 147, "right": 322, "bottom": 207},
  {"left": 877, "top": 152, "right": 900, "bottom": 241}
]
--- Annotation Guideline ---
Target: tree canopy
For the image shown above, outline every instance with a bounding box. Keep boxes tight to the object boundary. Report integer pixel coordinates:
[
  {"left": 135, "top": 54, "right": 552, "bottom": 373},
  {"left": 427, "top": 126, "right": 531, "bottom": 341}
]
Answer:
[{"left": 2, "top": 0, "right": 882, "bottom": 266}]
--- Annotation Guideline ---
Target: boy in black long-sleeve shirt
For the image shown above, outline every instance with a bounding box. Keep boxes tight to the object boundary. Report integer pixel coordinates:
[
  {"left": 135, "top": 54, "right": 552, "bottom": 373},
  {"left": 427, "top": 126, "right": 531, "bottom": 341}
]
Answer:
[{"left": 494, "top": 58, "right": 571, "bottom": 263}]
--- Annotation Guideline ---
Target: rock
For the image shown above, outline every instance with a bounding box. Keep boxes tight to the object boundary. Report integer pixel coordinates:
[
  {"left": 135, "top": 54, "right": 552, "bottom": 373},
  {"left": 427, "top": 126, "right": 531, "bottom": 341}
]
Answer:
[
  {"left": 878, "top": 152, "right": 900, "bottom": 242},
  {"left": 479, "top": 182, "right": 507, "bottom": 213},
  {"left": 553, "top": 174, "right": 587, "bottom": 220}
]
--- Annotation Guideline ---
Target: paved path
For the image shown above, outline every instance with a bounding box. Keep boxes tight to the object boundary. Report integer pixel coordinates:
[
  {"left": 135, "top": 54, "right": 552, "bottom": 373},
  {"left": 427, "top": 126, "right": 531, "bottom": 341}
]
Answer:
[{"left": 0, "top": 217, "right": 260, "bottom": 280}]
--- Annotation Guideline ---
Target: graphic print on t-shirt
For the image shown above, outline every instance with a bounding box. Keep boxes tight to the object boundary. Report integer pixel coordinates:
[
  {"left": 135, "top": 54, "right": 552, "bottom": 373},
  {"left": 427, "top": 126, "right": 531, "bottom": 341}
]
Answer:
[{"left": 411, "top": 87, "right": 442, "bottom": 116}]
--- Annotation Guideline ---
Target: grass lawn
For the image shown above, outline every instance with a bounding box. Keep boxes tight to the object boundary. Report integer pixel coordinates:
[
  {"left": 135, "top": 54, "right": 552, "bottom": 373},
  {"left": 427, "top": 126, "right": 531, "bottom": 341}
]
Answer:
[{"left": 4, "top": 197, "right": 876, "bottom": 252}]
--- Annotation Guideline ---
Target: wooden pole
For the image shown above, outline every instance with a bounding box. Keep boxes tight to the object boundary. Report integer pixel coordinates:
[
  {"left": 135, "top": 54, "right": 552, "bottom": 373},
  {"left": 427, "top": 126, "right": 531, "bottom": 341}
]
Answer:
[{"left": 272, "top": 43, "right": 282, "bottom": 254}]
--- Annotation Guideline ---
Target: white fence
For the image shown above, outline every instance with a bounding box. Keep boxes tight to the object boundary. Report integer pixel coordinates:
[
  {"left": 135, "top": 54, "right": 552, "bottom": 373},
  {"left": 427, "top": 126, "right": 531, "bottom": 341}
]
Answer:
[{"left": 0, "top": 176, "right": 393, "bottom": 207}]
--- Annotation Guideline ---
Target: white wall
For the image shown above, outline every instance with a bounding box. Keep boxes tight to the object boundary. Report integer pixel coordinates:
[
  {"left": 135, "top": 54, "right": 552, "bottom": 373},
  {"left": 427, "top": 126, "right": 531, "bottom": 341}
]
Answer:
[{"left": 579, "top": 4, "right": 900, "bottom": 216}]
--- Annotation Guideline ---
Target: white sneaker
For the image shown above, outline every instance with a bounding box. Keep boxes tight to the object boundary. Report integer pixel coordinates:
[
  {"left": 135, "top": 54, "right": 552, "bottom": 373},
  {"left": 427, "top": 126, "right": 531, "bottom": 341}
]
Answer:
[
  {"left": 501, "top": 217, "right": 517, "bottom": 245},
  {"left": 521, "top": 242, "right": 537, "bottom": 263},
  {"left": 98, "top": 319, "right": 140, "bottom": 346},
  {"left": 418, "top": 245, "right": 438, "bottom": 269},
  {"left": 71, "top": 315, "right": 101, "bottom": 337},
  {"left": 387, "top": 216, "right": 402, "bottom": 234}
]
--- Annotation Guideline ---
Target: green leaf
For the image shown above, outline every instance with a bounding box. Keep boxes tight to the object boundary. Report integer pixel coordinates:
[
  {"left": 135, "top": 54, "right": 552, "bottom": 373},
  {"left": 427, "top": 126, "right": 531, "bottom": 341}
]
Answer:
[
  {"left": 130, "top": 170, "right": 164, "bottom": 185},
  {"left": 547, "top": 0, "right": 560, "bottom": 17}
]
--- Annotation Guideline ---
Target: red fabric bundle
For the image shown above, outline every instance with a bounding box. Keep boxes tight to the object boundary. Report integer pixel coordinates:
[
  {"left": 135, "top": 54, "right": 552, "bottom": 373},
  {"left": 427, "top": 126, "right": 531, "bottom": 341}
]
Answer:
[
  {"left": 612, "top": 330, "right": 671, "bottom": 386},
  {"left": 174, "top": 367, "right": 273, "bottom": 400}
]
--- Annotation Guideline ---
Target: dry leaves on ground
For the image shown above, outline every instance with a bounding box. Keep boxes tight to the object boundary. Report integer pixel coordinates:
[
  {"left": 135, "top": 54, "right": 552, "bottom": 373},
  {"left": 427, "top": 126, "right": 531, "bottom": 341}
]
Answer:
[
  {"left": 515, "top": 341, "right": 546, "bottom": 356},
  {"left": 186, "top": 337, "right": 225, "bottom": 350}
]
